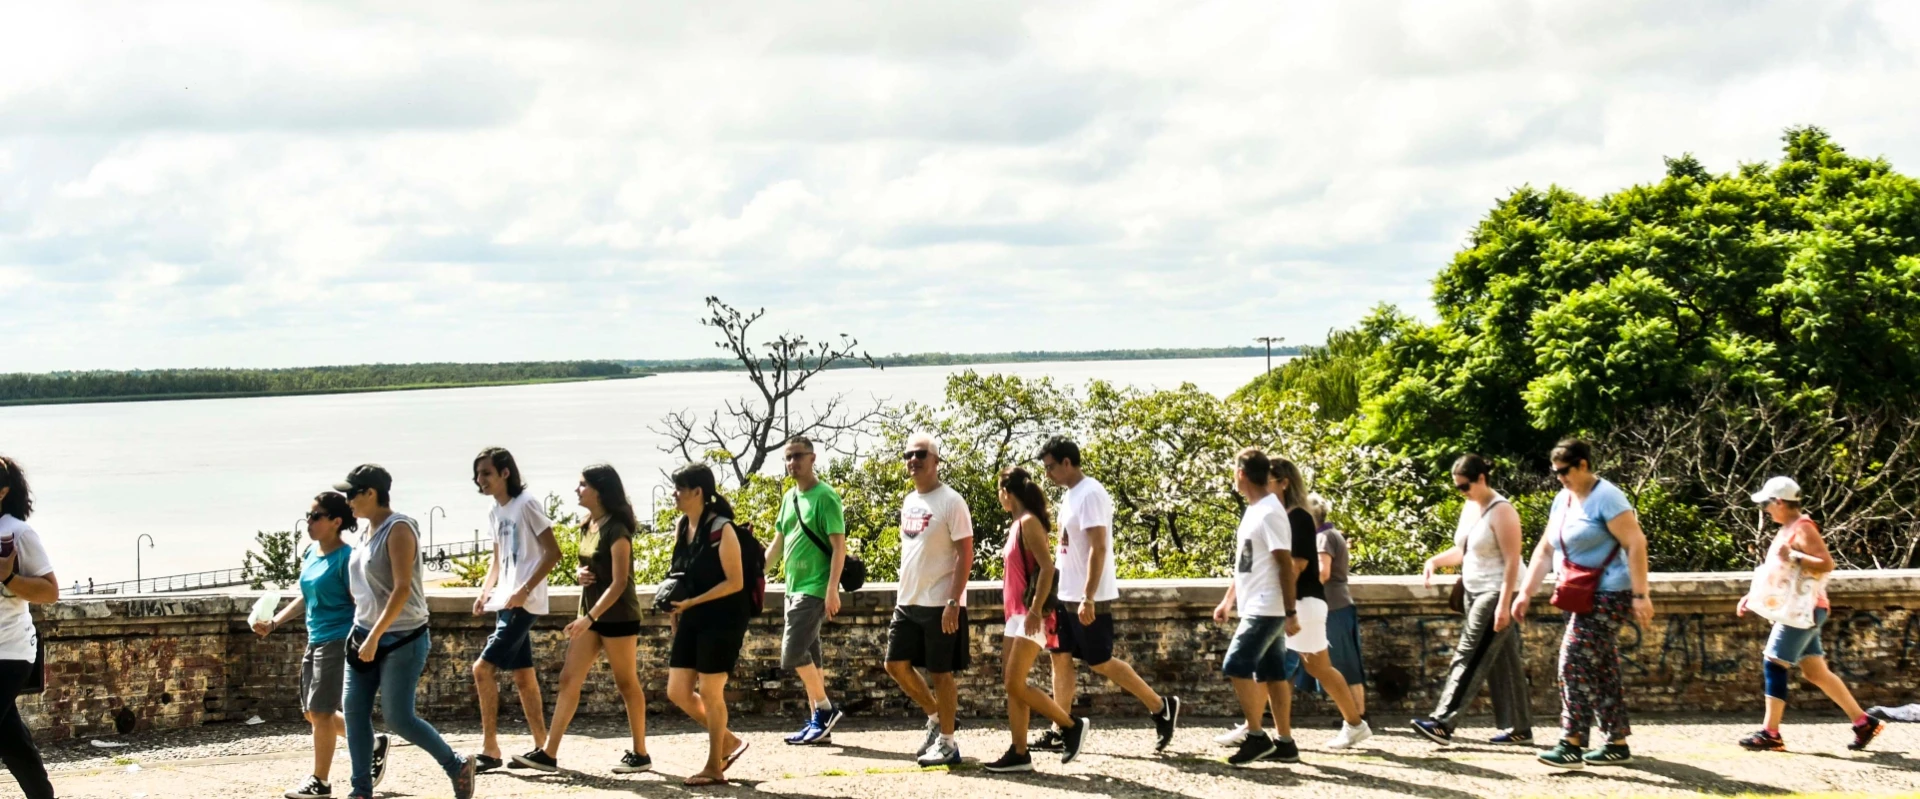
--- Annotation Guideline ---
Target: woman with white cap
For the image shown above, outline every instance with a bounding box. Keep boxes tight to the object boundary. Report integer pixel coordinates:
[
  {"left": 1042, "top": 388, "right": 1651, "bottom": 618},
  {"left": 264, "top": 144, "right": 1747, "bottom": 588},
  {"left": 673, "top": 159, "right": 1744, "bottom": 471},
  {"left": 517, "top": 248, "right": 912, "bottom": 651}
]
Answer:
[{"left": 1735, "top": 475, "right": 1883, "bottom": 752}]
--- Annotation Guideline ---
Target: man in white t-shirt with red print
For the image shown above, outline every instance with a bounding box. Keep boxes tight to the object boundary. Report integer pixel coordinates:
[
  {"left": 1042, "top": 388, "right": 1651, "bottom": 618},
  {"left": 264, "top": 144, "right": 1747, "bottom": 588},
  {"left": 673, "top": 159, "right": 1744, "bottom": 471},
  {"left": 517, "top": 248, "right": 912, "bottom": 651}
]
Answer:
[
  {"left": 885, "top": 433, "right": 976, "bottom": 768},
  {"left": 1032, "top": 437, "right": 1180, "bottom": 753}
]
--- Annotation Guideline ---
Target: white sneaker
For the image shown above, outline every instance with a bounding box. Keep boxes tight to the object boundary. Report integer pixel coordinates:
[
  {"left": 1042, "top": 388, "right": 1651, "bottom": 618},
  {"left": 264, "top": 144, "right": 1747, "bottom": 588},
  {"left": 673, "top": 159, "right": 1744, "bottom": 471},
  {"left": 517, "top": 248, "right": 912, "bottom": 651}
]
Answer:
[
  {"left": 1325, "top": 720, "right": 1373, "bottom": 750},
  {"left": 1215, "top": 722, "right": 1250, "bottom": 746},
  {"left": 918, "top": 716, "right": 941, "bottom": 759}
]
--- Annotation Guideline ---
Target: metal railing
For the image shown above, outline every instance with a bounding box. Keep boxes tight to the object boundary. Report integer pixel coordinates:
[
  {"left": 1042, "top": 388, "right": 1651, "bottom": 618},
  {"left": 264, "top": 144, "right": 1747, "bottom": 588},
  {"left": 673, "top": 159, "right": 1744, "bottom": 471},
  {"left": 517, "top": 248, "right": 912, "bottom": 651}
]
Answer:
[{"left": 72, "top": 567, "right": 254, "bottom": 596}]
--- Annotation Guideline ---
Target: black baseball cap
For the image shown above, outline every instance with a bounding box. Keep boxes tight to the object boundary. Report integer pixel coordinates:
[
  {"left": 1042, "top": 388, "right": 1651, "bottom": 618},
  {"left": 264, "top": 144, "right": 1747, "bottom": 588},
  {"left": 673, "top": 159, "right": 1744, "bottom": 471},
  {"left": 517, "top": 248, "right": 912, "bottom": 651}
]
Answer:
[{"left": 333, "top": 464, "right": 393, "bottom": 496}]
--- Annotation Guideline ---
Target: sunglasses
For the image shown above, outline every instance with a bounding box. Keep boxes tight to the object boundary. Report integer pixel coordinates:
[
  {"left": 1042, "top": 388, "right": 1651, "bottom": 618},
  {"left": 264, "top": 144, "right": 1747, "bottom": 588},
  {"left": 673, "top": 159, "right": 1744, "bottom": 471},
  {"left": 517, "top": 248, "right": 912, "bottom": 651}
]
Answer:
[
  {"left": 901, "top": 449, "right": 931, "bottom": 462},
  {"left": 1551, "top": 465, "right": 1574, "bottom": 477},
  {"left": 306, "top": 510, "right": 329, "bottom": 522},
  {"left": 1453, "top": 481, "right": 1472, "bottom": 493}
]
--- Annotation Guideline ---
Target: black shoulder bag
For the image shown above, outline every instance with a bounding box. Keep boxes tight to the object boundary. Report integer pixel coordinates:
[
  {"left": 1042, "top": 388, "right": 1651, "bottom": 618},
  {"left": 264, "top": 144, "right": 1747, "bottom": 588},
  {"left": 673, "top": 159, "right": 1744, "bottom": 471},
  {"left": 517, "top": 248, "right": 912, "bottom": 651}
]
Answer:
[{"left": 789, "top": 494, "right": 865, "bottom": 592}]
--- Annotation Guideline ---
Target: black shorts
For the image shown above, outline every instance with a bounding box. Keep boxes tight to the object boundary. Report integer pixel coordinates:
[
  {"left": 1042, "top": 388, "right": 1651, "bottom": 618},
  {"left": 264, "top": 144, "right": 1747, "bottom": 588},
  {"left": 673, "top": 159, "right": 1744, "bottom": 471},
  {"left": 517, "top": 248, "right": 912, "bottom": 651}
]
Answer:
[
  {"left": 1049, "top": 605, "right": 1116, "bottom": 666},
  {"left": 589, "top": 619, "right": 641, "bottom": 638},
  {"left": 668, "top": 621, "right": 747, "bottom": 675},
  {"left": 885, "top": 605, "right": 971, "bottom": 674}
]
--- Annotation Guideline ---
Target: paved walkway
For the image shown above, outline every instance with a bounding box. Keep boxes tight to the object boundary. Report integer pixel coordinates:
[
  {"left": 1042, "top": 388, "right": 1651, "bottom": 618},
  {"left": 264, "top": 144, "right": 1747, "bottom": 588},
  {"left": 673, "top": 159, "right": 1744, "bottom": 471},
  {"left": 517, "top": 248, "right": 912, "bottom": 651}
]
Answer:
[{"left": 15, "top": 714, "right": 1920, "bottom": 798}]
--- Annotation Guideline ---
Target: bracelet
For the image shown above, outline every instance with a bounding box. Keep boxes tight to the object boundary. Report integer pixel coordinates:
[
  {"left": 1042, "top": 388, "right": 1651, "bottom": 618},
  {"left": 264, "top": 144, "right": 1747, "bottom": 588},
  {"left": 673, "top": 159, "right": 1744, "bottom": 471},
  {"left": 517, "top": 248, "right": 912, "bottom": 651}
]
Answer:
[
  {"left": 1, "top": 573, "right": 13, "bottom": 586},
  {"left": 587, "top": 610, "right": 599, "bottom": 622},
  {"left": 1632, "top": 592, "right": 1649, "bottom": 599}
]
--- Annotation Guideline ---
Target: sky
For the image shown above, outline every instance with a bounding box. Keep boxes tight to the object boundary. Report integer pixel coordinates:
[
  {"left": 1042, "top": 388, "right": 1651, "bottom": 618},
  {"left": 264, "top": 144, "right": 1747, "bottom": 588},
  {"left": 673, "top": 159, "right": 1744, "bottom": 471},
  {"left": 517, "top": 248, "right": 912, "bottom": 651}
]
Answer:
[{"left": 4, "top": 0, "right": 1918, "bottom": 372}]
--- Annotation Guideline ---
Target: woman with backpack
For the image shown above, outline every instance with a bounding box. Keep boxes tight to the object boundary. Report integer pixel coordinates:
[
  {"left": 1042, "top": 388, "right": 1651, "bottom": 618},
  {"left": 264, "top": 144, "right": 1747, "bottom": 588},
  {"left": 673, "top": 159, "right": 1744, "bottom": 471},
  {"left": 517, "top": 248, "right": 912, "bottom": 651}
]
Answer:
[
  {"left": 984, "top": 467, "right": 1088, "bottom": 774},
  {"left": 1412, "top": 455, "right": 1533, "bottom": 747},
  {"left": 1735, "top": 476, "right": 1883, "bottom": 752},
  {"left": 515, "top": 464, "right": 652, "bottom": 775},
  {"left": 663, "top": 463, "right": 751, "bottom": 786},
  {"left": 1512, "top": 440, "right": 1654, "bottom": 770}
]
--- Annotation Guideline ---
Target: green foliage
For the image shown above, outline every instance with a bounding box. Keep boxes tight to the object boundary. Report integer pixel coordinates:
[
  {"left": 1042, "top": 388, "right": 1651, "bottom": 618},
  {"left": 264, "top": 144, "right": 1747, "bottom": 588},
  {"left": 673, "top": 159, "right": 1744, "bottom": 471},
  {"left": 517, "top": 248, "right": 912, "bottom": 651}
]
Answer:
[
  {"left": 0, "top": 361, "right": 634, "bottom": 405},
  {"left": 1234, "top": 314, "right": 1400, "bottom": 421},
  {"left": 626, "top": 346, "right": 1290, "bottom": 373},
  {"left": 242, "top": 529, "right": 303, "bottom": 589}
]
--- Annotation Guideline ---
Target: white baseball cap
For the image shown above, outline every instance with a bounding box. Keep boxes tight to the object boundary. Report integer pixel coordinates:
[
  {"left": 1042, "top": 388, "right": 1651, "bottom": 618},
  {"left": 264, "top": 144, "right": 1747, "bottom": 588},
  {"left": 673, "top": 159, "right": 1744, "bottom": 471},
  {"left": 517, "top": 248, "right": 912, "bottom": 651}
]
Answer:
[{"left": 1751, "top": 476, "right": 1802, "bottom": 504}]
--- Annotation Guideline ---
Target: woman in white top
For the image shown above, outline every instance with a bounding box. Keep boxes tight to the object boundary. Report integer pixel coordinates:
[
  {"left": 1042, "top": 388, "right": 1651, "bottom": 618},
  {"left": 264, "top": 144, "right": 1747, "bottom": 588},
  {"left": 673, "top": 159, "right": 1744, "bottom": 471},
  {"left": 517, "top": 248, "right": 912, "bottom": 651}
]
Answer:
[
  {"left": 1412, "top": 454, "right": 1533, "bottom": 746},
  {"left": 0, "top": 456, "right": 56, "bottom": 799}
]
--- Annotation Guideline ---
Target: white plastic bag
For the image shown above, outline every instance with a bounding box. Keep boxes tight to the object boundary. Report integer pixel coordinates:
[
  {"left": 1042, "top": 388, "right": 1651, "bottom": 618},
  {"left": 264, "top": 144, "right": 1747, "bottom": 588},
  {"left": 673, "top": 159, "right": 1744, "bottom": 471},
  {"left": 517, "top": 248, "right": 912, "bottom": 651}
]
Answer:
[{"left": 247, "top": 591, "right": 282, "bottom": 629}]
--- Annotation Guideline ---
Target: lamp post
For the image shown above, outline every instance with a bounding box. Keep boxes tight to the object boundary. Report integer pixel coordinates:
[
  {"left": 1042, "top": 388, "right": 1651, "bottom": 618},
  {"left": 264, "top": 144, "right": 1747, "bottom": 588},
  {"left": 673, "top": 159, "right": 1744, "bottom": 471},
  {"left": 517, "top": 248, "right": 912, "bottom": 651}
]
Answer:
[
  {"left": 1254, "top": 336, "right": 1285, "bottom": 376},
  {"left": 428, "top": 506, "right": 446, "bottom": 554},
  {"left": 134, "top": 534, "right": 155, "bottom": 591}
]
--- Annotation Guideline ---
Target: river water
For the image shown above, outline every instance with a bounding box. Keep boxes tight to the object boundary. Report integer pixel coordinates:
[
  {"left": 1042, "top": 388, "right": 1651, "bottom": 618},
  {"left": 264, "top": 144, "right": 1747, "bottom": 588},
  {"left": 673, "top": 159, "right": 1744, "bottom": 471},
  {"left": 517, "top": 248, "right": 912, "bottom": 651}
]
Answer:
[{"left": 0, "top": 357, "right": 1270, "bottom": 584}]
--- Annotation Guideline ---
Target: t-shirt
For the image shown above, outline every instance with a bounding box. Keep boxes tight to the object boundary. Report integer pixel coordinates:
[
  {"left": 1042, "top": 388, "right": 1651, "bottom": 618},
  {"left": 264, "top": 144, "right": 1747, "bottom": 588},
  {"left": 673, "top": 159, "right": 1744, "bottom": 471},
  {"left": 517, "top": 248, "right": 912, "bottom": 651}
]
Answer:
[
  {"left": 897, "top": 483, "right": 974, "bottom": 608},
  {"left": 0, "top": 515, "right": 52, "bottom": 662},
  {"left": 1057, "top": 477, "right": 1119, "bottom": 603},
  {"left": 1546, "top": 479, "right": 1635, "bottom": 593},
  {"left": 579, "top": 518, "right": 641, "bottom": 624},
  {"left": 1318, "top": 526, "right": 1352, "bottom": 611},
  {"left": 1233, "top": 494, "right": 1291, "bottom": 617},
  {"left": 484, "top": 492, "right": 554, "bottom": 615},
  {"left": 777, "top": 482, "right": 847, "bottom": 599},
  {"left": 298, "top": 543, "right": 356, "bottom": 644},
  {"left": 1287, "top": 506, "right": 1324, "bottom": 600}
]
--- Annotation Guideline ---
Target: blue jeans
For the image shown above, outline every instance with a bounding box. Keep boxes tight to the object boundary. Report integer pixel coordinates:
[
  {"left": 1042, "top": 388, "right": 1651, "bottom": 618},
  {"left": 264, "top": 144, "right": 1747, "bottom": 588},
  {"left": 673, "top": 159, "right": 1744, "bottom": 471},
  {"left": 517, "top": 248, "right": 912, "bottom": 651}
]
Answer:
[{"left": 347, "top": 626, "right": 460, "bottom": 795}]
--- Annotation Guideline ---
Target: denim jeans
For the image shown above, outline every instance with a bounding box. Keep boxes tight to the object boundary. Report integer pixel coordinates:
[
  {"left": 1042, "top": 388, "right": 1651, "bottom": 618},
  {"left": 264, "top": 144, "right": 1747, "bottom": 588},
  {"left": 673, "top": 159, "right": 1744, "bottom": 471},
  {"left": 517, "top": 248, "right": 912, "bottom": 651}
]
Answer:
[{"left": 346, "top": 626, "right": 460, "bottom": 795}]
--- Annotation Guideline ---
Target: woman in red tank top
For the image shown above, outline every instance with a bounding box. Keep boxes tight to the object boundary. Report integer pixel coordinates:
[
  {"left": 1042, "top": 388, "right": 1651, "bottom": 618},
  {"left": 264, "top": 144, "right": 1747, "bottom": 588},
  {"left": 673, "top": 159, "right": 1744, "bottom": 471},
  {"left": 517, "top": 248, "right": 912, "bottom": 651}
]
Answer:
[{"left": 986, "top": 468, "right": 1087, "bottom": 773}]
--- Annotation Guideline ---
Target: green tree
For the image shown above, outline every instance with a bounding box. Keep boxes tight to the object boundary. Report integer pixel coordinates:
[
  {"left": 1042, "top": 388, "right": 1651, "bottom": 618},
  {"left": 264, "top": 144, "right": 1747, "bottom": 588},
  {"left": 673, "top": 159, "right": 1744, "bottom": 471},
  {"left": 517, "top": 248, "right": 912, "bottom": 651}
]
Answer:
[{"left": 242, "top": 529, "right": 303, "bottom": 589}]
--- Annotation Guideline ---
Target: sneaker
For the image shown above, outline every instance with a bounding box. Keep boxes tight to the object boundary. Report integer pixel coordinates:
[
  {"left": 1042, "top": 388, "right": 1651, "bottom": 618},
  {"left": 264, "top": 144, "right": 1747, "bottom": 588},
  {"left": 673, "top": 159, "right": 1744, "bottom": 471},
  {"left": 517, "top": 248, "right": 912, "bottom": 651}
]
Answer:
[
  {"left": 786, "top": 717, "right": 821, "bottom": 746},
  {"left": 1850, "top": 716, "right": 1885, "bottom": 751},
  {"left": 1738, "top": 729, "right": 1785, "bottom": 752},
  {"left": 983, "top": 747, "right": 1034, "bottom": 773},
  {"left": 285, "top": 775, "right": 332, "bottom": 799},
  {"left": 1325, "top": 720, "right": 1372, "bottom": 750},
  {"left": 1266, "top": 736, "right": 1301, "bottom": 763},
  {"left": 1214, "top": 722, "right": 1250, "bottom": 747},
  {"left": 1151, "top": 696, "right": 1181, "bottom": 752},
  {"left": 370, "top": 734, "right": 390, "bottom": 788},
  {"left": 1410, "top": 718, "right": 1453, "bottom": 746},
  {"left": 1060, "top": 716, "right": 1091, "bottom": 764},
  {"left": 920, "top": 716, "right": 944, "bottom": 758},
  {"left": 1031, "top": 727, "right": 1065, "bottom": 752},
  {"left": 917, "top": 736, "right": 961, "bottom": 768},
  {"left": 1582, "top": 742, "right": 1632, "bottom": 766},
  {"left": 474, "top": 754, "right": 503, "bottom": 773},
  {"left": 512, "top": 749, "right": 558, "bottom": 773},
  {"left": 1537, "top": 741, "right": 1586, "bottom": 770},
  {"left": 1490, "top": 729, "right": 1533, "bottom": 745},
  {"left": 1227, "top": 731, "right": 1277, "bottom": 767},
  {"left": 801, "top": 705, "right": 844, "bottom": 745},
  {"left": 451, "top": 754, "right": 477, "bottom": 799},
  {"left": 612, "top": 750, "right": 653, "bottom": 774}
]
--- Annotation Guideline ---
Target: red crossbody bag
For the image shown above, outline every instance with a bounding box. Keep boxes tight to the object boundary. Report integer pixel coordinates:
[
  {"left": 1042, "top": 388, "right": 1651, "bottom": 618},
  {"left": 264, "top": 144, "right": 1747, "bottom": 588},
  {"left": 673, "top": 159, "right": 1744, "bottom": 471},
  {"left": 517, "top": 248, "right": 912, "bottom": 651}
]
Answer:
[{"left": 1549, "top": 492, "right": 1620, "bottom": 614}]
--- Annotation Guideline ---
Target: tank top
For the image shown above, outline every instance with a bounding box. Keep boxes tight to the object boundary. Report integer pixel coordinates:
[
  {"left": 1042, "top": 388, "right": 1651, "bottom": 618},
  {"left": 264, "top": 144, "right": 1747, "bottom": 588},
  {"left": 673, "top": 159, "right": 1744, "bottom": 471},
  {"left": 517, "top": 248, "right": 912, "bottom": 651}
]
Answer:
[
  {"left": 1770, "top": 516, "right": 1831, "bottom": 609},
  {"left": 350, "top": 512, "right": 431, "bottom": 632},
  {"left": 1003, "top": 520, "right": 1037, "bottom": 617},
  {"left": 1458, "top": 494, "right": 1510, "bottom": 595}
]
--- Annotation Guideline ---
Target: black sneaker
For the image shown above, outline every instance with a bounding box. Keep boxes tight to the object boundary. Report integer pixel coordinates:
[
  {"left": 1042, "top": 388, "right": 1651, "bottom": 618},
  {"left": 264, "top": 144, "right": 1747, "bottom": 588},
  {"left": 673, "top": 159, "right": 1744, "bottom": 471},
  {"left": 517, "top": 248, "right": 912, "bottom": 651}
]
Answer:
[
  {"left": 1061, "top": 717, "right": 1091, "bottom": 764},
  {"left": 1582, "top": 742, "right": 1631, "bottom": 766},
  {"left": 1850, "top": 716, "right": 1885, "bottom": 751},
  {"left": 984, "top": 747, "right": 1034, "bottom": 773},
  {"left": 284, "top": 774, "right": 332, "bottom": 799},
  {"left": 1228, "top": 732, "right": 1277, "bottom": 767},
  {"left": 1152, "top": 696, "right": 1181, "bottom": 752},
  {"left": 1411, "top": 718, "right": 1453, "bottom": 746},
  {"left": 474, "top": 754, "right": 503, "bottom": 773},
  {"left": 1738, "top": 729, "right": 1785, "bottom": 751},
  {"left": 612, "top": 750, "right": 652, "bottom": 774},
  {"left": 512, "top": 749, "right": 558, "bottom": 773},
  {"left": 370, "top": 734, "right": 390, "bottom": 787},
  {"left": 1031, "top": 728, "right": 1065, "bottom": 752},
  {"left": 1266, "top": 736, "right": 1300, "bottom": 763},
  {"left": 1490, "top": 729, "right": 1533, "bottom": 745}
]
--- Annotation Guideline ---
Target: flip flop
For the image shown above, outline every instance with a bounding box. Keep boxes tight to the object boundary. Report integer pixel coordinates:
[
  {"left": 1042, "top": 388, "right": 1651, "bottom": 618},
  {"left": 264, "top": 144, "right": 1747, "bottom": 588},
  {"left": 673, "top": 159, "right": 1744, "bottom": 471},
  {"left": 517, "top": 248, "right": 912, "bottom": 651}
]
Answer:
[
  {"left": 725, "top": 739, "right": 750, "bottom": 768},
  {"left": 684, "top": 774, "right": 730, "bottom": 786}
]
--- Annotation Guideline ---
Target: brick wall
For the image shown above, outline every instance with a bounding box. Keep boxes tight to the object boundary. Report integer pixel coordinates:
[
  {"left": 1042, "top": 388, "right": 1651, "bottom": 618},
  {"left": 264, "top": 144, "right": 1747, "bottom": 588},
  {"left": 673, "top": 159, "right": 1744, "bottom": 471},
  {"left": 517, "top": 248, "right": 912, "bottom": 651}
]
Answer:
[{"left": 23, "top": 571, "right": 1920, "bottom": 739}]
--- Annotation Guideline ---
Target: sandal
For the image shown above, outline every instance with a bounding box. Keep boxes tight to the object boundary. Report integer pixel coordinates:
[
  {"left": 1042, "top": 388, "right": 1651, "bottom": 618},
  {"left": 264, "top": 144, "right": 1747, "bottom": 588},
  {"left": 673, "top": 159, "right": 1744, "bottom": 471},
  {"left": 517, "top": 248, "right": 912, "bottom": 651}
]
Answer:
[
  {"left": 684, "top": 773, "right": 730, "bottom": 786},
  {"left": 725, "top": 738, "right": 750, "bottom": 768}
]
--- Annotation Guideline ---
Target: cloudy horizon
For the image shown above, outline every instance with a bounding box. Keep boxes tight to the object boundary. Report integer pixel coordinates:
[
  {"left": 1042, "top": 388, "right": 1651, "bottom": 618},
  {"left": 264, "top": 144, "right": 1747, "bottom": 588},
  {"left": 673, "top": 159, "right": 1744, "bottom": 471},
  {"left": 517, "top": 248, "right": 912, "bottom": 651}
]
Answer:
[{"left": 5, "top": 0, "right": 1918, "bottom": 372}]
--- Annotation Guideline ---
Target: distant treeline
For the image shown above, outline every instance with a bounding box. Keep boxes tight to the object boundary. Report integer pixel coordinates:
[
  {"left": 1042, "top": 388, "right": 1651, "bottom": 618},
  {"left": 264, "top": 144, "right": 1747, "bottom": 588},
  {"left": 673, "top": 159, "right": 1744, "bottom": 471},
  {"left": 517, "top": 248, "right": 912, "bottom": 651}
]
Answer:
[
  {"left": 623, "top": 345, "right": 1296, "bottom": 372},
  {"left": 0, "top": 362, "right": 635, "bottom": 405}
]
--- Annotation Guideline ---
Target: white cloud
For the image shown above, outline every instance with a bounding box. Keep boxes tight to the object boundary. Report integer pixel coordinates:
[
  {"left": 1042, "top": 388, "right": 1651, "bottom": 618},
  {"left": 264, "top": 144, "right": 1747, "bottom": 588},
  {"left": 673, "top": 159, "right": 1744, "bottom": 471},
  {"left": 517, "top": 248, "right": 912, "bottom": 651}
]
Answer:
[{"left": 2, "top": 0, "right": 1917, "bottom": 370}]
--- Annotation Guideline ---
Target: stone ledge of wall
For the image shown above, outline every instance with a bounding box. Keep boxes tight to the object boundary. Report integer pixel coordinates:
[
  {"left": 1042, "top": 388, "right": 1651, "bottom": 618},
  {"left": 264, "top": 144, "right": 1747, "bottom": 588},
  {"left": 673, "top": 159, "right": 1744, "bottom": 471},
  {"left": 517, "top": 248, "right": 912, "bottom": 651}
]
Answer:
[{"left": 25, "top": 570, "right": 1920, "bottom": 742}]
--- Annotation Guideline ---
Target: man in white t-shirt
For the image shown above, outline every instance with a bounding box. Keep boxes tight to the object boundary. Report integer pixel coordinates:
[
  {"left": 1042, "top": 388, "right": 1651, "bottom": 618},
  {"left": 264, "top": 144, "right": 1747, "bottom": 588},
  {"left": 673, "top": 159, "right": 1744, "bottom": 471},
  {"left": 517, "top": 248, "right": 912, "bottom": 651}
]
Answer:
[
  {"left": 1212, "top": 448, "right": 1302, "bottom": 767},
  {"left": 885, "top": 433, "right": 976, "bottom": 768},
  {"left": 470, "top": 447, "right": 560, "bottom": 772},
  {"left": 1032, "top": 437, "right": 1180, "bottom": 754}
]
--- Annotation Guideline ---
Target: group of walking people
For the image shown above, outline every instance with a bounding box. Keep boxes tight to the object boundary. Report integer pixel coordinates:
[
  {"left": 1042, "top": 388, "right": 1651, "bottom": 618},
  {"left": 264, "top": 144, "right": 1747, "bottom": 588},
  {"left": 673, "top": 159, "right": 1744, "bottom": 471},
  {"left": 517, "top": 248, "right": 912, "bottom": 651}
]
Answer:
[{"left": 0, "top": 431, "right": 1896, "bottom": 799}]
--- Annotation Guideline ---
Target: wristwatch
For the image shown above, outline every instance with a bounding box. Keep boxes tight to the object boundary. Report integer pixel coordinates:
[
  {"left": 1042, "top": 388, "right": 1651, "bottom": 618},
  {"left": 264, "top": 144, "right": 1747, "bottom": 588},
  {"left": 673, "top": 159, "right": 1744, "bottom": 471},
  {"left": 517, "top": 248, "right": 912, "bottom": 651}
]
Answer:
[{"left": 945, "top": 599, "right": 958, "bottom": 608}]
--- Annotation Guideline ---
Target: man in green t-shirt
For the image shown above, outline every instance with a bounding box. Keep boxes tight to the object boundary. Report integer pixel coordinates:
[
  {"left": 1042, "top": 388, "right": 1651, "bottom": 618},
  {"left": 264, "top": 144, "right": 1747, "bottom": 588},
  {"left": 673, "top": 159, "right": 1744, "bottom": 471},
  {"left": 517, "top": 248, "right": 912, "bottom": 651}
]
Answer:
[{"left": 769, "top": 436, "right": 849, "bottom": 746}]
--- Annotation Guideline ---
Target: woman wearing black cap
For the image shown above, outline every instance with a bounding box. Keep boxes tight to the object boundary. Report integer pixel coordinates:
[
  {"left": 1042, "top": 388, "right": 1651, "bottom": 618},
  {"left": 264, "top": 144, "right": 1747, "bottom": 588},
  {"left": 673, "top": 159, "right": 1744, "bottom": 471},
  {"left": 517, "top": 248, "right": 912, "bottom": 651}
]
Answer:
[{"left": 336, "top": 464, "right": 477, "bottom": 799}]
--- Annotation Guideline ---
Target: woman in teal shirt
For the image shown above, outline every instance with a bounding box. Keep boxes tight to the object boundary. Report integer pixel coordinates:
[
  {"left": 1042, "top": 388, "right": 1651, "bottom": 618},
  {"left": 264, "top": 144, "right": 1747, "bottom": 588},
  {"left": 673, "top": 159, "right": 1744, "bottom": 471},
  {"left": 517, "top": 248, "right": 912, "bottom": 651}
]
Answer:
[{"left": 255, "top": 491, "right": 358, "bottom": 799}]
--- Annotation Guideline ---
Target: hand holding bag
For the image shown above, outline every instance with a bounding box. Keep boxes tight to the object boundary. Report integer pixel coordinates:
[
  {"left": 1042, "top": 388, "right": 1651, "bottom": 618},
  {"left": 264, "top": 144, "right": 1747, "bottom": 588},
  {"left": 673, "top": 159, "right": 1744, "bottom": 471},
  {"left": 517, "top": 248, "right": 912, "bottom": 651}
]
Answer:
[
  {"left": 1549, "top": 493, "right": 1620, "bottom": 614},
  {"left": 1745, "top": 522, "right": 1823, "bottom": 629}
]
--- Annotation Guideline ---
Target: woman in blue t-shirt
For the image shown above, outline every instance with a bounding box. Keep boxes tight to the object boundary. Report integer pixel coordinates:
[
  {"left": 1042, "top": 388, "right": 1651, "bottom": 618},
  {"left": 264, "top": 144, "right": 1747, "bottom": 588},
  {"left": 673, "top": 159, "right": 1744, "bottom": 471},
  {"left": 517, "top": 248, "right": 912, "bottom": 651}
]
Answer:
[
  {"left": 1512, "top": 439, "right": 1655, "bottom": 770},
  {"left": 254, "top": 491, "right": 358, "bottom": 799}
]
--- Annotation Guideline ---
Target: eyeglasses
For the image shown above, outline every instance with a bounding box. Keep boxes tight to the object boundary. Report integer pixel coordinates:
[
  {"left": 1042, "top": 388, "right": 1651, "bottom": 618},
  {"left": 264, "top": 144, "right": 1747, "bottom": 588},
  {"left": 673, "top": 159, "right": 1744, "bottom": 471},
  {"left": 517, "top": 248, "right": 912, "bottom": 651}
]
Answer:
[
  {"left": 901, "top": 450, "right": 931, "bottom": 462},
  {"left": 784, "top": 452, "right": 813, "bottom": 462},
  {"left": 1551, "top": 465, "right": 1574, "bottom": 477}
]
